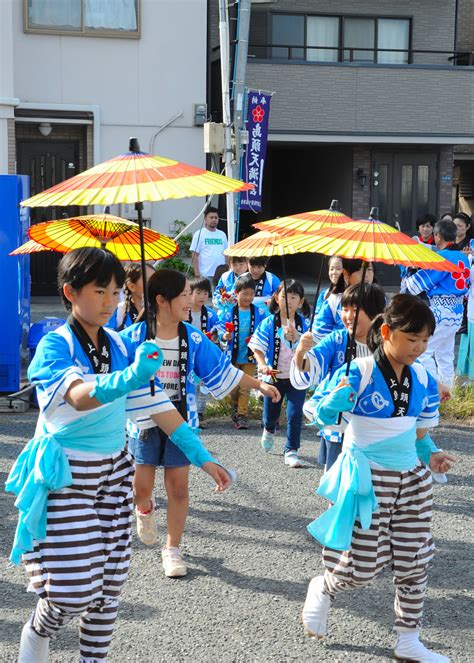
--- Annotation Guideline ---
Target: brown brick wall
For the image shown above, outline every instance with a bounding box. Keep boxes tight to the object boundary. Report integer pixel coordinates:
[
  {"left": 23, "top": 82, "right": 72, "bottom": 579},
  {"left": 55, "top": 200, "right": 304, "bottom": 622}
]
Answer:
[
  {"left": 438, "top": 145, "right": 454, "bottom": 215},
  {"left": 352, "top": 145, "right": 371, "bottom": 218}
]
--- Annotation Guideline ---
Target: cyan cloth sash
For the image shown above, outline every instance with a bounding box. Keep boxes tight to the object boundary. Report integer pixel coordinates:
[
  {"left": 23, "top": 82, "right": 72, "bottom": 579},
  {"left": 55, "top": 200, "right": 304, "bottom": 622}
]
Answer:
[
  {"left": 6, "top": 400, "right": 126, "bottom": 564},
  {"left": 307, "top": 427, "right": 419, "bottom": 552}
]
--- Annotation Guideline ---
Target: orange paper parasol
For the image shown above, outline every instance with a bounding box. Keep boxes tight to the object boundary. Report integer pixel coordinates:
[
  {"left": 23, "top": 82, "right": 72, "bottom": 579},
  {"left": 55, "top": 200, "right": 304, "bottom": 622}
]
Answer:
[
  {"left": 224, "top": 230, "right": 290, "bottom": 258},
  {"left": 253, "top": 202, "right": 353, "bottom": 238},
  {"left": 9, "top": 239, "right": 52, "bottom": 256},
  {"left": 22, "top": 214, "right": 178, "bottom": 262}
]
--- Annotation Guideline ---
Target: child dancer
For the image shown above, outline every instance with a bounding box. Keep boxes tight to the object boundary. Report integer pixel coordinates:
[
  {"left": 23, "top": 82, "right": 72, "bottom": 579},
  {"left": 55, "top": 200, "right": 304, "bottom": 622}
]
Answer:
[
  {"left": 7, "top": 248, "right": 230, "bottom": 663},
  {"left": 313, "top": 255, "right": 343, "bottom": 317},
  {"left": 188, "top": 276, "right": 220, "bottom": 426},
  {"left": 212, "top": 255, "right": 247, "bottom": 310},
  {"left": 123, "top": 269, "right": 280, "bottom": 576},
  {"left": 302, "top": 294, "right": 455, "bottom": 662},
  {"left": 246, "top": 256, "right": 281, "bottom": 311},
  {"left": 312, "top": 258, "right": 375, "bottom": 341},
  {"left": 291, "top": 283, "right": 386, "bottom": 469},
  {"left": 218, "top": 274, "right": 268, "bottom": 429},
  {"left": 249, "top": 279, "right": 310, "bottom": 467},
  {"left": 107, "top": 262, "right": 155, "bottom": 331}
]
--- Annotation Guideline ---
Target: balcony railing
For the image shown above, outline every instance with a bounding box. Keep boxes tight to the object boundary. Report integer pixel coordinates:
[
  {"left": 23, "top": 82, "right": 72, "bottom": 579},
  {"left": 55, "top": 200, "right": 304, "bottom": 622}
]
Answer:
[{"left": 247, "top": 43, "right": 474, "bottom": 66}]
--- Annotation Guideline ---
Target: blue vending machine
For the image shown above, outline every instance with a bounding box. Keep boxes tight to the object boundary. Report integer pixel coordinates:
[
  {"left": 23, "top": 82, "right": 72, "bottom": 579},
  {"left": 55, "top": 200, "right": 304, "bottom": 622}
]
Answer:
[{"left": 0, "top": 175, "right": 30, "bottom": 393}]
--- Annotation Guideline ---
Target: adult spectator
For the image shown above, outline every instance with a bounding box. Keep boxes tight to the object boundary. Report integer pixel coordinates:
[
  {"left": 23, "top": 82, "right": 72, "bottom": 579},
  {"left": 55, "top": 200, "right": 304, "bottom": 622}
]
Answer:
[
  {"left": 453, "top": 212, "right": 471, "bottom": 251},
  {"left": 413, "top": 213, "right": 436, "bottom": 245},
  {"left": 190, "top": 207, "right": 228, "bottom": 279}
]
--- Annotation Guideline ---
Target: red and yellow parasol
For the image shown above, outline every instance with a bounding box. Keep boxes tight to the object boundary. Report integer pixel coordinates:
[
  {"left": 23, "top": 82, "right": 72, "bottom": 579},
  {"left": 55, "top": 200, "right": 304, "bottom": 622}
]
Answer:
[
  {"left": 12, "top": 214, "right": 178, "bottom": 262},
  {"left": 10, "top": 239, "right": 52, "bottom": 256},
  {"left": 274, "top": 216, "right": 459, "bottom": 273},
  {"left": 224, "top": 230, "right": 290, "bottom": 258},
  {"left": 253, "top": 202, "right": 353, "bottom": 238}
]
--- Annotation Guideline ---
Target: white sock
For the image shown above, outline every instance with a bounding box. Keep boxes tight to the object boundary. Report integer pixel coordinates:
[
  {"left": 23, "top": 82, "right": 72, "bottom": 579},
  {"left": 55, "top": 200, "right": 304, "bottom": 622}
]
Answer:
[{"left": 18, "top": 621, "right": 50, "bottom": 663}]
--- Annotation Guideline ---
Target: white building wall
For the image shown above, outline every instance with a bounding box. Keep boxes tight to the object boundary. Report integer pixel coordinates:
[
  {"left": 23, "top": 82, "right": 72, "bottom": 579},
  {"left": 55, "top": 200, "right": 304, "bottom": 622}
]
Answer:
[{"left": 9, "top": 0, "right": 209, "bottom": 234}]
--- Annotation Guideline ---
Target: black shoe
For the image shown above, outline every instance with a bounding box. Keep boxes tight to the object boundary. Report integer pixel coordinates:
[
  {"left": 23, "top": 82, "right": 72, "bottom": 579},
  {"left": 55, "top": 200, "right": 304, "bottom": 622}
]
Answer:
[{"left": 235, "top": 416, "right": 249, "bottom": 430}]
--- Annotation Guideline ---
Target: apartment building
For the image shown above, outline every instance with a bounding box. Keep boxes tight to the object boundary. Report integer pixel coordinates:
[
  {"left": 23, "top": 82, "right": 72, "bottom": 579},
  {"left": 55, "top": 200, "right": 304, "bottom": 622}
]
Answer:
[{"left": 210, "top": 0, "right": 474, "bottom": 279}]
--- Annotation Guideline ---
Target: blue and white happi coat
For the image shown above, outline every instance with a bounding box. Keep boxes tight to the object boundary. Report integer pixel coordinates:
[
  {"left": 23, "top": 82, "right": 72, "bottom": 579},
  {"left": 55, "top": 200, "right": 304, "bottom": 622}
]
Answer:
[
  {"left": 311, "top": 292, "right": 344, "bottom": 341},
  {"left": 404, "top": 247, "right": 470, "bottom": 328},
  {"left": 216, "top": 303, "right": 268, "bottom": 362},
  {"left": 121, "top": 321, "right": 242, "bottom": 430},
  {"left": 248, "top": 313, "right": 310, "bottom": 377}
]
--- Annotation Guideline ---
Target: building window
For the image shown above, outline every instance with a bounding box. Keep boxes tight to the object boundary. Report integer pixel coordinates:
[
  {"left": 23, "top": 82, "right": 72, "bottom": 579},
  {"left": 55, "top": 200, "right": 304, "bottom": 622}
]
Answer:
[
  {"left": 270, "top": 13, "right": 410, "bottom": 64},
  {"left": 25, "top": 0, "right": 140, "bottom": 38}
]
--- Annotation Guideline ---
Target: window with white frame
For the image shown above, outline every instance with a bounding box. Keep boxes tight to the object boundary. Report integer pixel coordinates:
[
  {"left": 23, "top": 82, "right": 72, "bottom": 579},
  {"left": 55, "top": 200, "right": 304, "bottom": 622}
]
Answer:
[
  {"left": 25, "top": 0, "right": 140, "bottom": 37},
  {"left": 270, "top": 13, "right": 410, "bottom": 64}
]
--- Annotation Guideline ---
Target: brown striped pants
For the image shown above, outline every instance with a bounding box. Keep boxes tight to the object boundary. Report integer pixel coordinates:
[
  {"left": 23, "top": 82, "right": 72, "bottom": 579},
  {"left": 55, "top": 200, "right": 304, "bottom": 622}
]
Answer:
[
  {"left": 23, "top": 449, "right": 134, "bottom": 660},
  {"left": 322, "top": 463, "right": 434, "bottom": 630}
]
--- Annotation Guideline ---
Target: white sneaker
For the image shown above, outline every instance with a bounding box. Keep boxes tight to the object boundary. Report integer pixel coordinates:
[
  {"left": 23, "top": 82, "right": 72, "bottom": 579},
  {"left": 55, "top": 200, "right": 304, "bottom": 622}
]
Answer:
[
  {"left": 261, "top": 429, "right": 275, "bottom": 452},
  {"left": 18, "top": 621, "right": 50, "bottom": 663},
  {"left": 432, "top": 472, "right": 448, "bottom": 485},
  {"left": 162, "top": 546, "right": 187, "bottom": 577},
  {"left": 284, "top": 450, "right": 305, "bottom": 468},
  {"left": 394, "top": 632, "right": 450, "bottom": 662},
  {"left": 302, "top": 576, "right": 331, "bottom": 638},
  {"left": 135, "top": 503, "right": 158, "bottom": 545}
]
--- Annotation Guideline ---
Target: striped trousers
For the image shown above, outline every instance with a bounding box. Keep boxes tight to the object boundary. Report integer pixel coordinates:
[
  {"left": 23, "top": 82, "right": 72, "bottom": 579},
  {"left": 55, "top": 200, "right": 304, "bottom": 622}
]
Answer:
[
  {"left": 322, "top": 464, "right": 434, "bottom": 630},
  {"left": 23, "top": 449, "right": 134, "bottom": 660}
]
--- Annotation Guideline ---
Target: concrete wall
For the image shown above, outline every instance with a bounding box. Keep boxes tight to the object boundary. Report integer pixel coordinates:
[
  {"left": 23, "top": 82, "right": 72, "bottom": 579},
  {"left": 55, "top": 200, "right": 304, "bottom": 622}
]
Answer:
[
  {"left": 7, "top": 0, "right": 209, "bottom": 234},
  {"left": 457, "top": 0, "right": 474, "bottom": 51},
  {"left": 246, "top": 62, "right": 474, "bottom": 137}
]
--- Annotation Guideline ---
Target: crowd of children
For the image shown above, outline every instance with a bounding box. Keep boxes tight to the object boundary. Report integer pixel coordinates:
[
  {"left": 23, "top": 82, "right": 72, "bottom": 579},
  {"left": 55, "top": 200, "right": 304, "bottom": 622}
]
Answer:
[{"left": 6, "top": 211, "right": 473, "bottom": 661}]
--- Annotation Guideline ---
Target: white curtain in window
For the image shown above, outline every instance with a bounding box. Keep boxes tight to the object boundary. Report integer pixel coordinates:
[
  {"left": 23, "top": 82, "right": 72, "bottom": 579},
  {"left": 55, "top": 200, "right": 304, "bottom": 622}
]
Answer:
[
  {"left": 85, "top": 0, "right": 137, "bottom": 30},
  {"left": 343, "top": 18, "right": 375, "bottom": 62},
  {"left": 378, "top": 19, "right": 409, "bottom": 64},
  {"left": 29, "top": 0, "right": 81, "bottom": 28},
  {"left": 307, "top": 16, "right": 339, "bottom": 62}
]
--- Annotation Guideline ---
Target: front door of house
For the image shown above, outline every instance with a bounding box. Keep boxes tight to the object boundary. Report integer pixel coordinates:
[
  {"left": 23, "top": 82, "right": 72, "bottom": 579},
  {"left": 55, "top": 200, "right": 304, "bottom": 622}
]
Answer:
[
  {"left": 371, "top": 151, "right": 438, "bottom": 283},
  {"left": 17, "top": 140, "right": 80, "bottom": 295}
]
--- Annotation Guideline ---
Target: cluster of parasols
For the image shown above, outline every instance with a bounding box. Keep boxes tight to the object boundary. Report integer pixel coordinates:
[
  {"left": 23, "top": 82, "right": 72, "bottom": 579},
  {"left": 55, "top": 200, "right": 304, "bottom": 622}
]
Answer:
[{"left": 11, "top": 140, "right": 458, "bottom": 367}]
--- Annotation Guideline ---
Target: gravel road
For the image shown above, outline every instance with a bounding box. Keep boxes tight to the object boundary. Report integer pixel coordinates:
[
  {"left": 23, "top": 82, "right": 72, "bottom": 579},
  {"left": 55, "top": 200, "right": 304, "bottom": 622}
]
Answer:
[{"left": 0, "top": 414, "right": 472, "bottom": 662}]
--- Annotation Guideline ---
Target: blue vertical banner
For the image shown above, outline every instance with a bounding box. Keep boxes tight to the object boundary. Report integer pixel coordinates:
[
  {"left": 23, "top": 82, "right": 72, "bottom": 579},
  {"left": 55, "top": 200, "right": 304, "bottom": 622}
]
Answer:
[{"left": 240, "top": 90, "right": 272, "bottom": 212}]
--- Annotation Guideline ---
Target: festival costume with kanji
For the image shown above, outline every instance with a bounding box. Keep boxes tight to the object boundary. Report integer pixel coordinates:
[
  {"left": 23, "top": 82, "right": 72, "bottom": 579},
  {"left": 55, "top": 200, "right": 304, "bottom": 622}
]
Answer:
[
  {"left": 404, "top": 247, "right": 470, "bottom": 386},
  {"left": 216, "top": 303, "right": 268, "bottom": 417},
  {"left": 290, "top": 328, "right": 370, "bottom": 468},
  {"left": 188, "top": 305, "right": 220, "bottom": 415},
  {"left": 122, "top": 321, "right": 242, "bottom": 465},
  {"left": 303, "top": 351, "right": 441, "bottom": 632},
  {"left": 249, "top": 313, "right": 310, "bottom": 453},
  {"left": 6, "top": 321, "right": 213, "bottom": 661}
]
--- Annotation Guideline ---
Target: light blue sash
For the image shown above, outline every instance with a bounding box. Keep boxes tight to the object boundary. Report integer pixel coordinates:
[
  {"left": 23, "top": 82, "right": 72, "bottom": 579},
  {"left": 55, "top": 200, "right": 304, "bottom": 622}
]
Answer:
[
  {"left": 307, "top": 427, "right": 419, "bottom": 552},
  {"left": 6, "top": 400, "right": 126, "bottom": 564}
]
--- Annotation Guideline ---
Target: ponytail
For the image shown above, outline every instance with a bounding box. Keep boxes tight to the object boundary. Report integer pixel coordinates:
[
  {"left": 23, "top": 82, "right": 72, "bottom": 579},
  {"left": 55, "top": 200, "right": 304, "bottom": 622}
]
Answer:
[
  {"left": 367, "top": 314, "right": 384, "bottom": 353},
  {"left": 367, "top": 294, "right": 435, "bottom": 353}
]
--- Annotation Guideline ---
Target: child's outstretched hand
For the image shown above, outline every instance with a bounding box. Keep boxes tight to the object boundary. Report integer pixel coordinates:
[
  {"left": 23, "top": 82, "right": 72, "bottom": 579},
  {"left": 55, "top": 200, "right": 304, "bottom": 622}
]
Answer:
[
  {"left": 202, "top": 462, "right": 233, "bottom": 492},
  {"left": 258, "top": 381, "right": 281, "bottom": 402},
  {"left": 437, "top": 382, "right": 452, "bottom": 403},
  {"left": 222, "top": 332, "right": 233, "bottom": 341},
  {"left": 429, "top": 451, "right": 456, "bottom": 474},
  {"left": 283, "top": 324, "right": 299, "bottom": 343}
]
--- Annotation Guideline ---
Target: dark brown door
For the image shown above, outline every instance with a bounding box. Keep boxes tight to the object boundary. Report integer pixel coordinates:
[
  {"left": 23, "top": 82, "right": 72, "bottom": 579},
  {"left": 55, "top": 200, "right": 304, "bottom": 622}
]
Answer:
[
  {"left": 17, "top": 140, "right": 80, "bottom": 295},
  {"left": 371, "top": 151, "right": 438, "bottom": 284}
]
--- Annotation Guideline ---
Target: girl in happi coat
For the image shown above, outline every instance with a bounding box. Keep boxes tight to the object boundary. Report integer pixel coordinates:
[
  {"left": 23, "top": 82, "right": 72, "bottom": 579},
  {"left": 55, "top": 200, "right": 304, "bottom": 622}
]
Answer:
[
  {"left": 107, "top": 262, "right": 155, "bottom": 331},
  {"left": 313, "top": 255, "right": 344, "bottom": 318},
  {"left": 291, "top": 283, "right": 386, "bottom": 469},
  {"left": 301, "top": 294, "right": 455, "bottom": 663},
  {"left": 312, "top": 258, "right": 375, "bottom": 342},
  {"left": 249, "top": 279, "right": 311, "bottom": 468},
  {"left": 7, "top": 248, "right": 230, "bottom": 663},
  {"left": 123, "top": 269, "right": 280, "bottom": 577}
]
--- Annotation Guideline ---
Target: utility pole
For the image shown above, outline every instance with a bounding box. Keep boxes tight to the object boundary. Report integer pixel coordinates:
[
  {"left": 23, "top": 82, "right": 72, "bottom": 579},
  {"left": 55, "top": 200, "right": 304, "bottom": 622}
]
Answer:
[
  {"left": 218, "top": 0, "right": 236, "bottom": 246},
  {"left": 230, "top": 0, "right": 252, "bottom": 236}
]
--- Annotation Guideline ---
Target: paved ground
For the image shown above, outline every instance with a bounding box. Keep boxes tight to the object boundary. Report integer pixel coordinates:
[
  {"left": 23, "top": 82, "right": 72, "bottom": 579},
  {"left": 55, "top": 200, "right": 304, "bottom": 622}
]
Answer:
[{"left": 0, "top": 412, "right": 472, "bottom": 662}]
